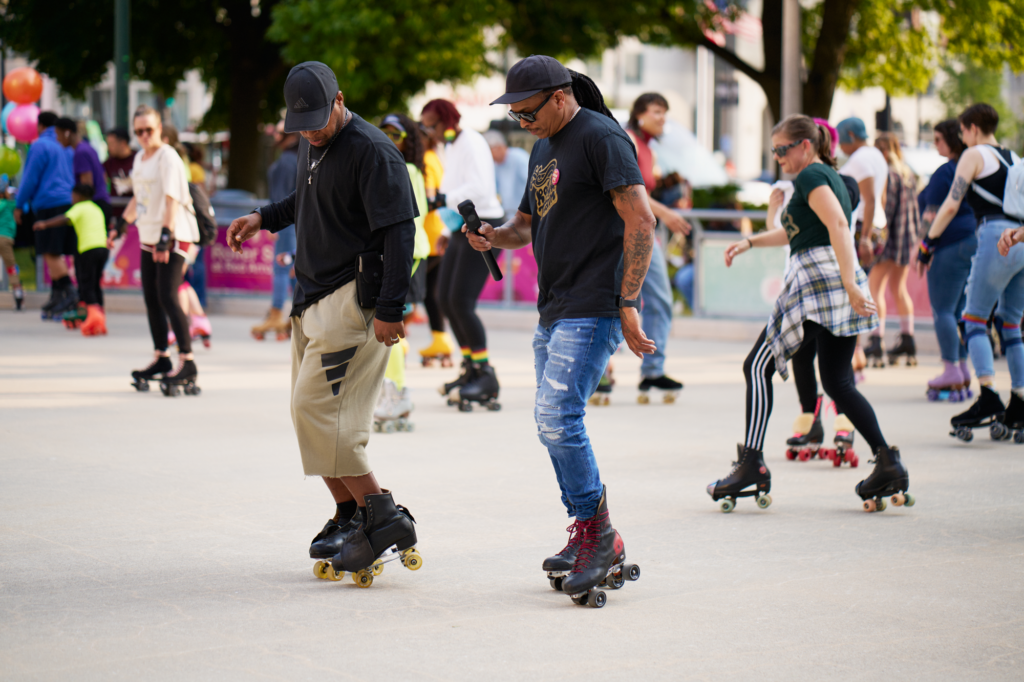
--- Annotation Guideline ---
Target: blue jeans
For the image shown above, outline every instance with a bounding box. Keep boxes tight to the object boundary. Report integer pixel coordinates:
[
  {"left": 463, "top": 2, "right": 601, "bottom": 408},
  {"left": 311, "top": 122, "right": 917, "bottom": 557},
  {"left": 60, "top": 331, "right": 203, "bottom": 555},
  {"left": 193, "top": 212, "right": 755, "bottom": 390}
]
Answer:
[
  {"left": 185, "top": 248, "right": 207, "bottom": 308},
  {"left": 672, "top": 263, "right": 694, "bottom": 310},
  {"left": 533, "top": 317, "right": 624, "bottom": 519},
  {"left": 272, "top": 225, "right": 297, "bottom": 310},
  {"left": 640, "top": 238, "right": 672, "bottom": 378},
  {"left": 963, "top": 221, "right": 1024, "bottom": 388},
  {"left": 927, "top": 234, "right": 976, "bottom": 363}
]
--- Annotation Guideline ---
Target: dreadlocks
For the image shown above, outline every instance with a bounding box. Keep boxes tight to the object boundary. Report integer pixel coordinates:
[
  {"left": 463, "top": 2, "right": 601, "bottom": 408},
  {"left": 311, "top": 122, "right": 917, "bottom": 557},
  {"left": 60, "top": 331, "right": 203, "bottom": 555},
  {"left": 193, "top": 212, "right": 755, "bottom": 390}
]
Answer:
[{"left": 568, "top": 70, "right": 615, "bottom": 120}]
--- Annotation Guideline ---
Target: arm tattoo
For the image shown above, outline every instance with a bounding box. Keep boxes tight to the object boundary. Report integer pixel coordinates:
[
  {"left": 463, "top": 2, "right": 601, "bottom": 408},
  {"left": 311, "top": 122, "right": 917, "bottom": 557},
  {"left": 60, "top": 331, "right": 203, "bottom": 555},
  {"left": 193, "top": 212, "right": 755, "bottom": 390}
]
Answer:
[
  {"left": 610, "top": 184, "right": 645, "bottom": 212},
  {"left": 622, "top": 224, "right": 653, "bottom": 299},
  {"left": 950, "top": 176, "right": 968, "bottom": 202}
]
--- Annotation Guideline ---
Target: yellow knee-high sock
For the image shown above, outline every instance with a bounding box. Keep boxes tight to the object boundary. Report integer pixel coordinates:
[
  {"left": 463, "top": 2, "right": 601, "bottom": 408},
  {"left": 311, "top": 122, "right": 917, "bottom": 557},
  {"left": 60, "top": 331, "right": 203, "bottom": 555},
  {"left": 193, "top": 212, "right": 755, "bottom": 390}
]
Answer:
[{"left": 384, "top": 342, "right": 406, "bottom": 391}]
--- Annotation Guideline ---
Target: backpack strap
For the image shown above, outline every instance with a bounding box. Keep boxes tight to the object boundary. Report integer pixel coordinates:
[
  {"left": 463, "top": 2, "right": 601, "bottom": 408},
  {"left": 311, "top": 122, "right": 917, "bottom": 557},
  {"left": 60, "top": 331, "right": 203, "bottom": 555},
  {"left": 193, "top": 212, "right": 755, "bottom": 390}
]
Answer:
[{"left": 971, "top": 145, "right": 1010, "bottom": 207}]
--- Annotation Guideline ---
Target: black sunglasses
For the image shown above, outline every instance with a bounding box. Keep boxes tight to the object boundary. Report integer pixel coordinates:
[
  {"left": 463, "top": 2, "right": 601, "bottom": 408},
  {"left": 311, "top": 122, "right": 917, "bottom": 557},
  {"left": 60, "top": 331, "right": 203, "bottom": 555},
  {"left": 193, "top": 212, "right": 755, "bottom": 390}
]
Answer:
[
  {"left": 508, "top": 91, "right": 557, "bottom": 123},
  {"left": 771, "top": 139, "right": 806, "bottom": 157}
]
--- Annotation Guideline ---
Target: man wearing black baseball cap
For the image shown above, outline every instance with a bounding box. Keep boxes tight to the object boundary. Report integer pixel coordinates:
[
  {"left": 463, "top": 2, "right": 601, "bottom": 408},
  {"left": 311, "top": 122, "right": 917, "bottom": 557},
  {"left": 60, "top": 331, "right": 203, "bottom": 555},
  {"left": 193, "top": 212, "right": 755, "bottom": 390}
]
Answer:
[
  {"left": 468, "top": 55, "right": 657, "bottom": 607},
  {"left": 226, "top": 61, "right": 422, "bottom": 582}
]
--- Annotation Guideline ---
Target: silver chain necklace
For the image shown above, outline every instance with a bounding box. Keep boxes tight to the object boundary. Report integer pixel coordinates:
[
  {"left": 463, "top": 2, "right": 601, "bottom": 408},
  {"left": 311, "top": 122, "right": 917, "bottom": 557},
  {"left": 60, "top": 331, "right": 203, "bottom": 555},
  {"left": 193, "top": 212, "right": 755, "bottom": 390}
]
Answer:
[{"left": 306, "top": 110, "right": 351, "bottom": 185}]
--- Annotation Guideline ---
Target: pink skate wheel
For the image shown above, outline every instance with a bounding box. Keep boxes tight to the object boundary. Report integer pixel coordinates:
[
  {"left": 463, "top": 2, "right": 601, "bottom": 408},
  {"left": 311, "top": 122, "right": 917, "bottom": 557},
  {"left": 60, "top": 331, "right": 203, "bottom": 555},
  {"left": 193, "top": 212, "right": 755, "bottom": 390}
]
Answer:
[
  {"left": 786, "top": 449, "right": 796, "bottom": 461},
  {"left": 833, "top": 454, "right": 842, "bottom": 467},
  {"left": 849, "top": 453, "right": 859, "bottom": 467},
  {"left": 798, "top": 449, "right": 811, "bottom": 462}
]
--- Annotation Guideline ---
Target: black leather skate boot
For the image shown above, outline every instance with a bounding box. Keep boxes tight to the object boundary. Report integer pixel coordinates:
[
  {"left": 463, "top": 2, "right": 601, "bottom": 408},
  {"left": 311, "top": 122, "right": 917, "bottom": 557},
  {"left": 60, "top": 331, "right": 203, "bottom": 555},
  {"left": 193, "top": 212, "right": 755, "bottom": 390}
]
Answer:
[
  {"left": 543, "top": 519, "right": 581, "bottom": 590},
  {"left": 309, "top": 506, "right": 364, "bottom": 559},
  {"left": 706, "top": 444, "right": 772, "bottom": 512},
  {"left": 864, "top": 335, "right": 884, "bottom": 368},
  {"left": 1002, "top": 392, "right": 1024, "bottom": 430},
  {"left": 458, "top": 362, "right": 500, "bottom": 410},
  {"left": 786, "top": 396, "right": 825, "bottom": 459},
  {"left": 855, "top": 445, "right": 912, "bottom": 512},
  {"left": 440, "top": 358, "right": 473, "bottom": 399},
  {"left": 951, "top": 385, "right": 1005, "bottom": 427},
  {"left": 887, "top": 333, "right": 917, "bottom": 366},
  {"left": 333, "top": 491, "right": 417, "bottom": 571},
  {"left": 561, "top": 487, "right": 625, "bottom": 596},
  {"left": 131, "top": 355, "right": 173, "bottom": 391}
]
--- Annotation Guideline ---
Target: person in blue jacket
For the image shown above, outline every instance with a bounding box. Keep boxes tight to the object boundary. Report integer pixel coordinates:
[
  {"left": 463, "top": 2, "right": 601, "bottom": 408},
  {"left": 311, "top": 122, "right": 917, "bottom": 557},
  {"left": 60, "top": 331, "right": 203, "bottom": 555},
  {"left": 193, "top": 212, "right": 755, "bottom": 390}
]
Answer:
[{"left": 14, "top": 111, "right": 76, "bottom": 316}]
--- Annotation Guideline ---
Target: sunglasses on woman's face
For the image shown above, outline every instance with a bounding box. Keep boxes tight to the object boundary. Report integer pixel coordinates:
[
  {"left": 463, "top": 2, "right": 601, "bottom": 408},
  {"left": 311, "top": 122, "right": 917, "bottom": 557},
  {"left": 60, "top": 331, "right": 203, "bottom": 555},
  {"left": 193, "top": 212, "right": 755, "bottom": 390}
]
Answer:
[
  {"left": 771, "top": 139, "right": 806, "bottom": 158},
  {"left": 383, "top": 129, "right": 407, "bottom": 142},
  {"left": 134, "top": 127, "right": 154, "bottom": 137}
]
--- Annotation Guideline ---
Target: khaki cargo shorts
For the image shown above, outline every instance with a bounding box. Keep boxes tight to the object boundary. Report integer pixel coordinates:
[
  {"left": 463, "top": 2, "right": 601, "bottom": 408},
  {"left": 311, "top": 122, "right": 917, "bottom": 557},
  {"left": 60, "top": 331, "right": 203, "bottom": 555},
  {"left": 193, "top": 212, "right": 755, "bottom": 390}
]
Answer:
[{"left": 290, "top": 281, "right": 389, "bottom": 478}]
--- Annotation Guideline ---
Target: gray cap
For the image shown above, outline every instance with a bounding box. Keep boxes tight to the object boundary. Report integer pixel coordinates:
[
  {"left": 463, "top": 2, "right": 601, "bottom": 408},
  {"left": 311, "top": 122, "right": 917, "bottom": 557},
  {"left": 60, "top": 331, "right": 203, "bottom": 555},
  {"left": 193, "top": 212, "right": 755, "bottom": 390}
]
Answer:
[
  {"left": 491, "top": 55, "right": 572, "bottom": 105},
  {"left": 283, "top": 62, "right": 338, "bottom": 133}
]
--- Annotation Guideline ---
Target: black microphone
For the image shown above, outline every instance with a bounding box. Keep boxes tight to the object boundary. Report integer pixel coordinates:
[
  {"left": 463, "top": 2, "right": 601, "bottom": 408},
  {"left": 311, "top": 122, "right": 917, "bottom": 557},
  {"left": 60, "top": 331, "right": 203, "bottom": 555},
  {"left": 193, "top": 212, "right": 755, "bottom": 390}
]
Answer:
[{"left": 457, "top": 200, "right": 503, "bottom": 281}]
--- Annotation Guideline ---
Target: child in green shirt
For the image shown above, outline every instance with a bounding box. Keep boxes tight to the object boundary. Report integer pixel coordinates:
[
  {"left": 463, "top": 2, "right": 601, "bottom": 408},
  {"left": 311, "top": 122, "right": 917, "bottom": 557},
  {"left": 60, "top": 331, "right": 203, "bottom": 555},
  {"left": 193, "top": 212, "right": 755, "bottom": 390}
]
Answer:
[
  {"left": 0, "top": 184, "right": 22, "bottom": 309},
  {"left": 33, "top": 184, "right": 110, "bottom": 335}
]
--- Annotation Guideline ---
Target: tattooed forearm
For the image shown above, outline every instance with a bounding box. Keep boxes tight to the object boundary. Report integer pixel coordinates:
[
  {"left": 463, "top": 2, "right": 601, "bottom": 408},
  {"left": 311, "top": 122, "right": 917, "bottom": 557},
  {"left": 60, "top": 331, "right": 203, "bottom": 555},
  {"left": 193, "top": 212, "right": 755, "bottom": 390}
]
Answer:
[
  {"left": 610, "top": 184, "right": 645, "bottom": 213},
  {"left": 950, "top": 176, "right": 968, "bottom": 202},
  {"left": 621, "top": 224, "right": 653, "bottom": 299}
]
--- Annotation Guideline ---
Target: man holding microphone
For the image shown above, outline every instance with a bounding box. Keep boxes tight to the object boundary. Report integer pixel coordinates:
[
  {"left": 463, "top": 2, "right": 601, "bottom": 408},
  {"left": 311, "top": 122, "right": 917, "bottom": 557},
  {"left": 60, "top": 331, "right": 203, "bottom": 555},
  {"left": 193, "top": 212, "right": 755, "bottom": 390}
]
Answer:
[{"left": 467, "top": 55, "right": 657, "bottom": 606}]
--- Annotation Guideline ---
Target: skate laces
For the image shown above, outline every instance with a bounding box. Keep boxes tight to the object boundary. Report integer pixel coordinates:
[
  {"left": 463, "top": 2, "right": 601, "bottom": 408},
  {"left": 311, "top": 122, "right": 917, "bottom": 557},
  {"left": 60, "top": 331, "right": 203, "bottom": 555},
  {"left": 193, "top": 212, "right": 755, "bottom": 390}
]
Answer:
[
  {"left": 559, "top": 519, "right": 583, "bottom": 555},
  {"left": 570, "top": 511, "right": 609, "bottom": 573}
]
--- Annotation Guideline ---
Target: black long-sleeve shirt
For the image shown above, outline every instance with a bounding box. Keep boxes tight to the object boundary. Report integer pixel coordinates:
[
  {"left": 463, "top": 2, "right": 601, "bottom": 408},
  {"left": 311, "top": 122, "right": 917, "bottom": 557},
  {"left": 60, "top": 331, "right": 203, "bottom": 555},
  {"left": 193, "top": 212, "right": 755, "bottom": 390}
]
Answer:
[{"left": 259, "top": 113, "right": 417, "bottom": 322}]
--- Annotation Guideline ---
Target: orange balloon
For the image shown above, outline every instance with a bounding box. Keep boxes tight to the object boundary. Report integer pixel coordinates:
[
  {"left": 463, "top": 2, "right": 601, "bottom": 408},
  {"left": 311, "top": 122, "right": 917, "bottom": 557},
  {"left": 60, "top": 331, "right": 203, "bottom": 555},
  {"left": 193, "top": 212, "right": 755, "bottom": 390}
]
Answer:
[{"left": 3, "top": 67, "right": 43, "bottom": 105}]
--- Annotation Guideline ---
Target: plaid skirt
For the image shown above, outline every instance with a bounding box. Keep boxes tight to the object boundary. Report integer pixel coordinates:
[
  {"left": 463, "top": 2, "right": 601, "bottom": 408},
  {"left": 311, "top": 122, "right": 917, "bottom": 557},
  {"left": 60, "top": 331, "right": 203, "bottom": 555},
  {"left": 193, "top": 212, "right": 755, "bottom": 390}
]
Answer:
[{"left": 766, "top": 246, "right": 879, "bottom": 379}]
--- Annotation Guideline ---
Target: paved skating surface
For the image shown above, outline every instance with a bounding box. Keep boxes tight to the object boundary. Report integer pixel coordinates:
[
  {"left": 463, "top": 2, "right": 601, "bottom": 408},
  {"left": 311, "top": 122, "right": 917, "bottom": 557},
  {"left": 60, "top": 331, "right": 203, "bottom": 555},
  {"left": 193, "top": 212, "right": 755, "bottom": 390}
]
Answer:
[{"left": 2, "top": 311, "right": 1022, "bottom": 681}]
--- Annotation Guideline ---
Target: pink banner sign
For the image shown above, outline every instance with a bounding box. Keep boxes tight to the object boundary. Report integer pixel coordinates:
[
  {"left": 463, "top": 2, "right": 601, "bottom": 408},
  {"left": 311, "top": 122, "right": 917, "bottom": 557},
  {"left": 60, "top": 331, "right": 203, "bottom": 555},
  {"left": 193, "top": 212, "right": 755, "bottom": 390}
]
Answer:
[
  {"left": 207, "top": 227, "right": 274, "bottom": 292},
  {"left": 102, "top": 224, "right": 142, "bottom": 289},
  {"left": 479, "top": 245, "right": 540, "bottom": 303}
]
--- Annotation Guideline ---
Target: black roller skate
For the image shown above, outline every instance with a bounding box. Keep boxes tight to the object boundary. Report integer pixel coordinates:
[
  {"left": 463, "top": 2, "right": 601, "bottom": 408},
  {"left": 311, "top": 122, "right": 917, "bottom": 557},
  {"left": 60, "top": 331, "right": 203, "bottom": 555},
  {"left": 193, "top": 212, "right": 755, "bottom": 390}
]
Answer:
[
  {"left": 48, "top": 286, "right": 79, "bottom": 323},
  {"left": 324, "top": 491, "right": 421, "bottom": 588},
  {"left": 39, "top": 287, "right": 59, "bottom": 320},
  {"left": 13, "top": 285, "right": 24, "bottom": 311},
  {"left": 159, "top": 357, "right": 201, "bottom": 396},
  {"left": 588, "top": 364, "right": 614, "bottom": 406},
  {"left": 822, "top": 414, "right": 859, "bottom": 467},
  {"left": 990, "top": 392, "right": 1024, "bottom": 444},
  {"left": 560, "top": 487, "right": 639, "bottom": 609},
  {"left": 707, "top": 444, "right": 772, "bottom": 512},
  {"left": 887, "top": 333, "right": 917, "bottom": 367},
  {"left": 457, "top": 362, "right": 501, "bottom": 412},
  {"left": 855, "top": 445, "right": 913, "bottom": 512},
  {"left": 310, "top": 506, "right": 363, "bottom": 560},
  {"left": 786, "top": 396, "right": 824, "bottom": 461},
  {"left": 544, "top": 519, "right": 581, "bottom": 592},
  {"left": 864, "top": 335, "right": 884, "bottom": 368},
  {"left": 637, "top": 375, "right": 683, "bottom": 404},
  {"left": 130, "top": 355, "right": 172, "bottom": 391},
  {"left": 440, "top": 357, "right": 472, "bottom": 405},
  {"left": 950, "top": 385, "right": 1005, "bottom": 442}
]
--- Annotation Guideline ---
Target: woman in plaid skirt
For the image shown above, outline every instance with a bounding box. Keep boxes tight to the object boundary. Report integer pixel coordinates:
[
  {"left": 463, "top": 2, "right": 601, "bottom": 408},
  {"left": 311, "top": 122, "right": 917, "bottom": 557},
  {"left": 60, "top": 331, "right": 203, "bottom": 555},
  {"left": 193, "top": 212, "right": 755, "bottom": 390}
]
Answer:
[
  {"left": 872, "top": 133, "right": 923, "bottom": 365},
  {"left": 706, "top": 114, "right": 914, "bottom": 514}
]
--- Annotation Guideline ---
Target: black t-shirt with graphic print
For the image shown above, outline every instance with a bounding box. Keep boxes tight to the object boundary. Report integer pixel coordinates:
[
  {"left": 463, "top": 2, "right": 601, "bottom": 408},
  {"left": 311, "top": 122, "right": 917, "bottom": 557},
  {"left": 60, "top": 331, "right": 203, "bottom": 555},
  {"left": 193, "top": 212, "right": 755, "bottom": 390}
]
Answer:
[{"left": 518, "top": 108, "right": 644, "bottom": 327}]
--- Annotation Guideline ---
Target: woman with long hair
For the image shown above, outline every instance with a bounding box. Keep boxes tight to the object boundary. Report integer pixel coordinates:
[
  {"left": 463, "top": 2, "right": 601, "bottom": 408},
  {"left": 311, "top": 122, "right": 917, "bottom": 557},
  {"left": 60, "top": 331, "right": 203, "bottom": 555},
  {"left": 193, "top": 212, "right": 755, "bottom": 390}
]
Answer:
[
  {"left": 121, "top": 105, "right": 201, "bottom": 395},
  {"left": 870, "top": 132, "right": 922, "bottom": 366},
  {"left": 916, "top": 120, "right": 977, "bottom": 400},
  {"left": 708, "top": 114, "right": 911, "bottom": 514}
]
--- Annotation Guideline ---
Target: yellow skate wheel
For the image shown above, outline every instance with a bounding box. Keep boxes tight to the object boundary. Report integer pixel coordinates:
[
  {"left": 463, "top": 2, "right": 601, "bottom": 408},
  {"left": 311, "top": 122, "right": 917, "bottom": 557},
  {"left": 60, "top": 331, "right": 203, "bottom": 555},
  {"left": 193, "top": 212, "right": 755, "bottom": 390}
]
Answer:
[
  {"left": 372, "top": 559, "right": 384, "bottom": 576},
  {"left": 663, "top": 394, "right": 676, "bottom": 404},
  {"left": 637, "top": 394, "right": 650, "bottom": 404},
  {"left": 314, "top": 561, "right": 330, "bottom": 579},
  {"left": 326, "top": 565, "right": 344, "bottom": 581},
  {"left": 353, "top": 570, "right": 373, "bottom": 588},
  {"left": 402, "top": 549, "right": 423, "bottom": 571}
]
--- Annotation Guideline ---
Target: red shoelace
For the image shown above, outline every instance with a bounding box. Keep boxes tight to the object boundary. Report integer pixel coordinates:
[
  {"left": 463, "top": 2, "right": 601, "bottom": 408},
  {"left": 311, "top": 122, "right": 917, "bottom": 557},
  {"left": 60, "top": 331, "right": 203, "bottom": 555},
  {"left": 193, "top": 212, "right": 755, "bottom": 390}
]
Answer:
[{"left": 570, "top": 511, "right": 609, "bottom": 573}]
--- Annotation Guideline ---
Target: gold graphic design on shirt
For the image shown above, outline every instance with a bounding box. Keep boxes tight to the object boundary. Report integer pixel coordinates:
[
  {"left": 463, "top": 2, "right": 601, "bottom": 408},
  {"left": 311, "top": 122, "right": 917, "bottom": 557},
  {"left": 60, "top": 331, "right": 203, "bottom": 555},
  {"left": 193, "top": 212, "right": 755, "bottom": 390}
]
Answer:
[
  {"left": 531, "top": 159, "right": 559, "bottom": 218},
  {"left": 782, "top": 208, "right": 799, "bottom": 240}
]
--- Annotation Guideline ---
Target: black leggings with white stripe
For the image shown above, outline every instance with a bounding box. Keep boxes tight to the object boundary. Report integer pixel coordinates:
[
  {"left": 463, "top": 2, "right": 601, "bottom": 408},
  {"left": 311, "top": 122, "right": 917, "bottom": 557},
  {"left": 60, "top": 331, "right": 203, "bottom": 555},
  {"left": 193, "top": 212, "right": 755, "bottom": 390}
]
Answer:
[{"left": 744, "top": 321, "right": 887, "bottom": 453}]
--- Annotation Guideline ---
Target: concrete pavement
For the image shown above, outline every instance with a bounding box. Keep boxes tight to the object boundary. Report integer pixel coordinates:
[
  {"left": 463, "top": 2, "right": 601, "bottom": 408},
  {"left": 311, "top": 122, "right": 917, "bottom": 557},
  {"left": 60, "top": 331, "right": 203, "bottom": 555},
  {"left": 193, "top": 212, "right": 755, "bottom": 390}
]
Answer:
[{"left": 1, "top": 310, "right": 1022, "bottom": 681}]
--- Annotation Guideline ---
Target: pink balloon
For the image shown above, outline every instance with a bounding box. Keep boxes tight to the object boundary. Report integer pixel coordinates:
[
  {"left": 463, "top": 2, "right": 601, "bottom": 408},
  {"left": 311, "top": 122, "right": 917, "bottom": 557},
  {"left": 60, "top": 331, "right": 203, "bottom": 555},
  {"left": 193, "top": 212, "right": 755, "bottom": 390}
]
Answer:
[{"left": 8, "top": 104, "right": 40, "bottom": 143}]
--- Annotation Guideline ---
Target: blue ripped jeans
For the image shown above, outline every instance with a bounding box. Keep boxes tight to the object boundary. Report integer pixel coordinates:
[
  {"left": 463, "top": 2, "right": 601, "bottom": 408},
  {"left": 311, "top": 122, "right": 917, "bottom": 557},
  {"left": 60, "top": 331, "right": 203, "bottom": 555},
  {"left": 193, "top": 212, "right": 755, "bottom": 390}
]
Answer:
[
  {"left": 640, "top": 238, "right": 673, "bottom": 378},
  {"left": 533, "top": 317, "right": 624, "bottom": 519}
]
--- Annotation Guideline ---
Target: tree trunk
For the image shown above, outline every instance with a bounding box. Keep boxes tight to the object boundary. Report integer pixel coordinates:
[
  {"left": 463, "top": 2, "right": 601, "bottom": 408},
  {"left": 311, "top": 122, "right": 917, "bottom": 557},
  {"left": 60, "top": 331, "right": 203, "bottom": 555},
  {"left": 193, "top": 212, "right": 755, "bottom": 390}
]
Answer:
[
  {"left": 802, "top": 0, "right": 859, "bottom": 119},
  {"left": 760, "top": 0, "right": 782, "bottom": 123},
  {"left": 223, "top": 0, "right": 284, "bottom": 193}
]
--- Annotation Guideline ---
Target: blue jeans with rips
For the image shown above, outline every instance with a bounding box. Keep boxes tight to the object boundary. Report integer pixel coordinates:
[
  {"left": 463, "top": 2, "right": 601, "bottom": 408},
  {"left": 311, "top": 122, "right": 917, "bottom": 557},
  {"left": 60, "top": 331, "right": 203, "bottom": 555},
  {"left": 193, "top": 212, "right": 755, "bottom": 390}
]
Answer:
[
  {"left": 272, "top": 225, "right": 297, "bottom": 310},
  {"left": 533, "top": 317, "right": 624, "bottom": 519},
  {"left": 963, "top": 220, "right": 1024, "bottom": 388},
  {"left": 640, "top": 238, "right": 673, "bottom": 378}
]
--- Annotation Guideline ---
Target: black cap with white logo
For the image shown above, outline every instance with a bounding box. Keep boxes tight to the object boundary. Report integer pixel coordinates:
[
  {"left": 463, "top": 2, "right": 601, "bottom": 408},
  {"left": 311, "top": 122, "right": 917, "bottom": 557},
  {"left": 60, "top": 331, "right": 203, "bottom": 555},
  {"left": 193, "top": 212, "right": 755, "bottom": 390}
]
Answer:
[
  {"left": 283, "top": 61, "right": 338, "bottom": 133},
  {"left": 490, "top": 55, "right": 572, "bottom": 105}
]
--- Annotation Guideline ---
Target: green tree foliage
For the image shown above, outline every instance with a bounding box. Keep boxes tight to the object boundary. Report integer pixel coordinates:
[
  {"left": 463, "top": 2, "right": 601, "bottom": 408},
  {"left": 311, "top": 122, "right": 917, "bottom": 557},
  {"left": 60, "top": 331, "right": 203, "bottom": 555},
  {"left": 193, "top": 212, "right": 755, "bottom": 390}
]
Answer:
[
  {"left": 268, "top": 0, "right": 498, "bottom": 118},
  {"left": 0, "top": 0, "right": 286, "bottom": 192},
  {"left": 939, "top": 60, "right": 1022, "bottom": 151}
]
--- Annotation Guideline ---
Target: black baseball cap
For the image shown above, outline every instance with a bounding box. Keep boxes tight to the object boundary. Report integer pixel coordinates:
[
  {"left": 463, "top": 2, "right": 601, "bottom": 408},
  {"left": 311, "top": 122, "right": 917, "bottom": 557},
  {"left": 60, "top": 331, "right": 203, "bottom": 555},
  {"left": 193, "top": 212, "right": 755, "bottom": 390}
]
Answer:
[
  {"left": 490, "top": 55, "right": 572, "bottom": 105},
  {"left": 283, "top": 62, "right": 339, "bottom": 133}
]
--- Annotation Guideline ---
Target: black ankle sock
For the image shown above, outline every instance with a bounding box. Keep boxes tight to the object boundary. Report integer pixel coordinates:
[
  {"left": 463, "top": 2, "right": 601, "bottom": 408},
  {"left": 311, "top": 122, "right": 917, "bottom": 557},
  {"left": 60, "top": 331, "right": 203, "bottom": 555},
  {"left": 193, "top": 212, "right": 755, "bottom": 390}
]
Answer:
[
  {"left": 335, "top": 500, "right": 357, "bottom": 521},
  {"left": 53, "top": 275, "right": 71, "bottom": 291}
]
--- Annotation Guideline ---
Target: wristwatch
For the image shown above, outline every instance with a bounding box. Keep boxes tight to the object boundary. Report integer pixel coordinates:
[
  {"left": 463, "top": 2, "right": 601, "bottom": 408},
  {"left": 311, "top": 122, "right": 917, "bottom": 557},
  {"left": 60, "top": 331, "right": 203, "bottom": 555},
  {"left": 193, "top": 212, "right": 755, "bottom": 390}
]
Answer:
[{"left": 616, "top": 295, "right": 640, "bottom": 310}]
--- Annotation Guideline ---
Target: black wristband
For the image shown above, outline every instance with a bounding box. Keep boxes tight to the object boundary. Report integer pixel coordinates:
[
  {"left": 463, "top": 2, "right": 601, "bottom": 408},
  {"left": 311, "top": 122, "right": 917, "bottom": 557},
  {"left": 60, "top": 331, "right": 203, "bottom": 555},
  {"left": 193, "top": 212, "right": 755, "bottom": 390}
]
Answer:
[
  {"left": 616, "top": 295, "right": 641, "bottom": 310},
  {"left": 155, "top": 227, "right": 172, "bottom": 252}
]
